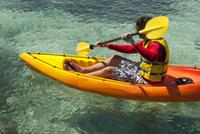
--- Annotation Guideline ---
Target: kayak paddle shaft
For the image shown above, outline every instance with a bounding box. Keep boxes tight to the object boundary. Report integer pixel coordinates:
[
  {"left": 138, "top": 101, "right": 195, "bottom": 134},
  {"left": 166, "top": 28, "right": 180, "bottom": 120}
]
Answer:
[{"left": 90, "top": 32, "right": 138, "bottom": 49}]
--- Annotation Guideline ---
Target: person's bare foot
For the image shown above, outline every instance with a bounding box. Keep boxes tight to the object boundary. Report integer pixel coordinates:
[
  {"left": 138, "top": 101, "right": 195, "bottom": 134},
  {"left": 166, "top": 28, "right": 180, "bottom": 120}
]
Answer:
[
  {"left": 64, "top": 60, "right": 83, "bottom": 72},
  {"left": 64, "top": 61, "right": 73, "bottom": 71},
  {"left": 68, "top": 60, "right": 83, "bottom": 72}
]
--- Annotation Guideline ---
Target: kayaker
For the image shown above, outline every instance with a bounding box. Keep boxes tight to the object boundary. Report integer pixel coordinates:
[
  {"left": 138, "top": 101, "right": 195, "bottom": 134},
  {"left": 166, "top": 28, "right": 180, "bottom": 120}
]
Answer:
[{"left": 64, "top": 16, "right": 169, "bottom": 84}]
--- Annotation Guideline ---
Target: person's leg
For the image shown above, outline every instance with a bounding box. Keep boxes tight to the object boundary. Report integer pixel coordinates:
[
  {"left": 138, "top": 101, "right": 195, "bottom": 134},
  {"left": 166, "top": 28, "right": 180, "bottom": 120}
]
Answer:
[
  {"left": 65, "top": 55, "right": 131, "bottom": 73},
  {"left": 87, "top": 66, "right": 114, "bottom": 78}
]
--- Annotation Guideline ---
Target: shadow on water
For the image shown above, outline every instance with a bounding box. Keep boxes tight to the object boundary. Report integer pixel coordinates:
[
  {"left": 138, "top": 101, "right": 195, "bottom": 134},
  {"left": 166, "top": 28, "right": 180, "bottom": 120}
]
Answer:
[
  {"left": 62, "top": 107, "right": 200, "bottom": 134},
  {"left": 0, "top": 44, "right": 23, "bottom": 96},
  {"left": 4, "top": 0, "right": 174, "bottom": 23},
  {"left": 195, "top": 41, "right": 200, "bottom": 51},
  {"left": 0, "top": 46, "right": 22, "bottom": 133}
]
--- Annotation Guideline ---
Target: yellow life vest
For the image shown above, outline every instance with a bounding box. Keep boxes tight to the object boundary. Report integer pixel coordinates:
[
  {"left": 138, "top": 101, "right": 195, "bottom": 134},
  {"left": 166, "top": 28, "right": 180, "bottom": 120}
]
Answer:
[{"left": 139, "top": 38, "right": 169, "bottom": 82}]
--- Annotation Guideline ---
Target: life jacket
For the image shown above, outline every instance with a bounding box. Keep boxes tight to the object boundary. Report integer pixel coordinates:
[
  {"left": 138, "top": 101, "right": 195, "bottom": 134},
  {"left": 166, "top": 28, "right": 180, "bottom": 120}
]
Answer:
[{"left": 139, "top": 38, "right": 169, "bottom": 82}]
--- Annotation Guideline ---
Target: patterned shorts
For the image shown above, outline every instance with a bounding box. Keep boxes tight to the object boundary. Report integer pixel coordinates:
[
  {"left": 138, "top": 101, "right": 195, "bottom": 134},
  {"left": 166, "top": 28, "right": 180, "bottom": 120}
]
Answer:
[{"left": 112, "top": 60, "right": 148, "bottom": 84}]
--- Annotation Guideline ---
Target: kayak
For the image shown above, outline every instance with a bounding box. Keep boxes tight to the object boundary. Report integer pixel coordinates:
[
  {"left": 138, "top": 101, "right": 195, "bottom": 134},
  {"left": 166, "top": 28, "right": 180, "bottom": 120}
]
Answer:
[{"left": 19, "top": 52, "right": 200, "bottom": 102}]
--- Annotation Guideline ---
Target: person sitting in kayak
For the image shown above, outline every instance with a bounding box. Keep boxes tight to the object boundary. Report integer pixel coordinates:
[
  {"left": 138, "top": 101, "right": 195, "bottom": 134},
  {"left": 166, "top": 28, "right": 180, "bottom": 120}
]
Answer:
[{"left": 64, "top": 16, "right": 169, "bottom": 84}]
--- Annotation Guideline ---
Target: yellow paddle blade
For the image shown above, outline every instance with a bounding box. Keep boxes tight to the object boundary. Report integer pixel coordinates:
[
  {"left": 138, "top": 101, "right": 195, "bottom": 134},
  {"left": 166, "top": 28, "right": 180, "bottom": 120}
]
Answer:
[
  {"left": 139, "top": 16, "right": 169, "bottom": 39},
  {"left": 76, "top": 42, "right": 91, "bottom": 56}
]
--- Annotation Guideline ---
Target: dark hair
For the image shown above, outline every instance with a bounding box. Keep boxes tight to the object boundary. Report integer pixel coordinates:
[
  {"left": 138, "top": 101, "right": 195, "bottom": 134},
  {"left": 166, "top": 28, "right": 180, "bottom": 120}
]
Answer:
[{"left": 135, "top": 16, "right": 152, "bottom": 32}]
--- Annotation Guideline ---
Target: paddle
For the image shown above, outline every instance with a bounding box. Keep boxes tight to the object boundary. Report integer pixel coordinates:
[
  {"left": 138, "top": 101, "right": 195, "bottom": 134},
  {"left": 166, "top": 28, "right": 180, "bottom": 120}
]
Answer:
[
  {"left": 76, "top": 33, "right": 138, "bottom": 56},
  {"left": 76, "top": 16, "right": 169, "bottom": 56},
  {"left": 139, "top": 16, "right": 169, "bottom": 39}
]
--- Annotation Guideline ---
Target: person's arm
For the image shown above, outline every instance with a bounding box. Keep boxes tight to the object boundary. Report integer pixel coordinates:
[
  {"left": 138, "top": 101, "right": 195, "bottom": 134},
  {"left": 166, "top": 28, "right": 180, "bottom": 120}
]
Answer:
[
  {"left": 135, "top": 41, "right": 165, "bottom": 62},
  {"left": 107, "top": 41, "right": 144, "bottom": 54}
]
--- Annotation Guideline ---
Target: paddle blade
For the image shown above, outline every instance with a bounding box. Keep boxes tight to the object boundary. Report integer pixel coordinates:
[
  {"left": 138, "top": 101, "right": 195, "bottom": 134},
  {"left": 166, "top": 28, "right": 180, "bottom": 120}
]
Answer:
[
  {"left": 76, "top": 42, "right": 91, "bottom": 56},
  {"left": 139, "top": 16, "right": 169, "bottom": 39}
]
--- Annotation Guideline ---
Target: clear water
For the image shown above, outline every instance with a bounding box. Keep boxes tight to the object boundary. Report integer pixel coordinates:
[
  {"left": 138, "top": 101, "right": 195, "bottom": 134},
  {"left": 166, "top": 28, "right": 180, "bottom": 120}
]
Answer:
[{"left": 0, "top": 0, "right": 200, "bottom": 133}]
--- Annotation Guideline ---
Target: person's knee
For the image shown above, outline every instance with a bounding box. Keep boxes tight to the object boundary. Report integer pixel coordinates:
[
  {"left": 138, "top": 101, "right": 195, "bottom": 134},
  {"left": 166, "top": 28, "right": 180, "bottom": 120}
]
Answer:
[
  {"left": 109, "top": 54, "right": 120, "bottom": 61},
  {"left": 107, "top": 54, "right": 121, "bottom": 66},
  {"left": 102, "top": 66, "right": 114, "bottom": 77}
]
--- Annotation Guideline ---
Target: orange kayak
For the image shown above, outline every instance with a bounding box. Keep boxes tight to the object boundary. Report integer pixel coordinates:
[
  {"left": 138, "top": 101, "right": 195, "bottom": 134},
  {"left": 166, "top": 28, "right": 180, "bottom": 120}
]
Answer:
[{"left": 19, "top": 52, "right": 200, "bottom": 102}]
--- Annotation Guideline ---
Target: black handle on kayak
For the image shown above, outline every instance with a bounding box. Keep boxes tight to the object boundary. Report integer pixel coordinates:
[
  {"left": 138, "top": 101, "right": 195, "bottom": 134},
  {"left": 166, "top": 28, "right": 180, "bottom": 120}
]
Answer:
[{"left": 90, "top": 32, "right": 139, "bottom": 49}]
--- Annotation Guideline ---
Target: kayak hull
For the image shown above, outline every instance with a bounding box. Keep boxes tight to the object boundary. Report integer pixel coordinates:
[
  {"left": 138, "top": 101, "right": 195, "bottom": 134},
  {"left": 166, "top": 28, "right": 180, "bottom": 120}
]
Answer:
[{"left": 19, "top": 52, "right": 200, "bottom": 102}]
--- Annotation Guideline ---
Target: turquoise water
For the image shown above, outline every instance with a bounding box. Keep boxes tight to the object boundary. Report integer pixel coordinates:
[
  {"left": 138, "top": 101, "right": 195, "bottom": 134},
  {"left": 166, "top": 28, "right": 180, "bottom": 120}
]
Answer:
[{"left": 1, "top": 0, "right": 200, "bottom": 133}]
